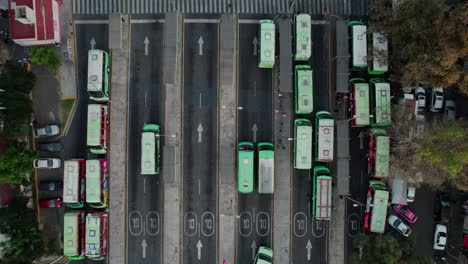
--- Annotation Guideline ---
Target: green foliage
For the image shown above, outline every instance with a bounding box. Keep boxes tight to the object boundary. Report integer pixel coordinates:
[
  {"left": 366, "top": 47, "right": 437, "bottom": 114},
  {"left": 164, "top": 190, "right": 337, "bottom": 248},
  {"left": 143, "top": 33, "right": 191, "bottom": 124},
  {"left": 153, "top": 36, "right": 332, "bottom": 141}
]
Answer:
[
  {"left": 0, "top": 140, "right": 36, "bottom": 185},
  {"left": 0, "top": 198, "right": 44, "bottom": 263},
  {"left": 29, "top": 46, "right": 61, "bottom": 71},
  {"left": 350, "top": 234, "right": 403, "bottom": 264}
]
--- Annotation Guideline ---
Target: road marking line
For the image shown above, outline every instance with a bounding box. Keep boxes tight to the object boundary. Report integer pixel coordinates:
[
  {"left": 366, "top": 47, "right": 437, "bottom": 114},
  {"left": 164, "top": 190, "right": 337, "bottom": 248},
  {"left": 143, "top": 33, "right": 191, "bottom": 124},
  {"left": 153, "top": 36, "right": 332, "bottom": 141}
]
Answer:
[
  {"left": 131, "top": 19, "right": 165, "bottom": 24},
  {"left": 75, "top": 20, "right": 109, "bottom": 24},
  {"left": 184, "top": 18, "right": 219, "bottom": 23},
  {"left": 238, "top": 19, "right": 259, "bottom": 24}
]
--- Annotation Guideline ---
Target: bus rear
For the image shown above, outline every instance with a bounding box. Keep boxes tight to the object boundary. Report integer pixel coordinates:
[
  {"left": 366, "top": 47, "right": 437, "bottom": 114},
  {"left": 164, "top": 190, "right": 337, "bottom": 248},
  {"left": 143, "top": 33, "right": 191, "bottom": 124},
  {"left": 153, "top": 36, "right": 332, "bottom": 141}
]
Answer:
[
  {"left": 315, "top": 111, "right": 334, "bottom": 162},
  {"left": 258, "top": 142, "right": 274, "bottom": 194},
  {"left": 294, "top": 14, "right": 311, "bottom": 61},
  {"left": 63, "top": 160, "right": 86, "bottom": 208},
  {"left": 87, "top": 104, "right": 109, "bottom": 154},
  {"left": 294, "top": 119, "right": 312, "bottom": 169},
  {"left": 312, "top": 166, "right": 332, "bottom": 220},
  {"left": 368, "top": 128, "right": 389, "bottom": 178},
  {"left": 349, "top": 78, "right": 370, "bottom": 127},
  {"left": 368, "top": 32, "right": 388, "bottom": 75},
  {"left": 64, "top": 211, "right": 85, "bottom": 260},
  {"left": 348, "top": 21, "right": 367, "bottom": 68},
  {"left": 85, "top": 212, "right": 108, "bottom": 260},
  {"left": 258, "top": 19, "right": 275, "bottom": 68},
  {"left": 86, "top": 159, "right": 108, "bottom": 208},
  {"left": 295, "top": 65, "right": 313, "bottom": 114},
  {"left": 87, "top": 49, "right": 110, "bottom": 102},
  {"left": 370, "top": 79, "right": 391, "bottom": 126},
  {"left": 141, "top": 124, "right": 161, "bottom": 175},
  {"left": 238, "top": 142, "right": 254, "bottom": 193}
]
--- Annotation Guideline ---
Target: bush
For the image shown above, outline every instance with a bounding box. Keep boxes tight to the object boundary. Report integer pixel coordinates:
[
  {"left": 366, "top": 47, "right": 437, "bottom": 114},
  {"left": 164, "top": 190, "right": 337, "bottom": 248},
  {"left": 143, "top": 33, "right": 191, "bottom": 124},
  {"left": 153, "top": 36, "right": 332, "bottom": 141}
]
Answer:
[{"left": 29, "top": 46, "right": 61, "bottom": 71}]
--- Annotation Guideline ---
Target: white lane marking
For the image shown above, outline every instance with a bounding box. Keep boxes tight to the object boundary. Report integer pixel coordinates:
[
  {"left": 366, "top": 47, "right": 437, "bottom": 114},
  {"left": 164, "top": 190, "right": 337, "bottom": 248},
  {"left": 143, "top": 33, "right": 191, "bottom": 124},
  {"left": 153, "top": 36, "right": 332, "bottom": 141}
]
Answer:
[
  {"left": 185, "top": 18, "right": 219, "bottom": 23},
  {"left": 75, "top": 20, "right": 109, "bottom": 24},
  {"left": 198, "top": 36, "right": 204, "bottom": 56},
  {"left": 131, "top": 19, "right": 165, "bottom": 24},
  {"left": 141, "top": 239, "right": 147, "bottom": 258},
  {"left": 197, "top": 123, "right": 204, "bottom": 143},
  {"left": 144, "top": 36, "right": 149, "bottom": 56}
]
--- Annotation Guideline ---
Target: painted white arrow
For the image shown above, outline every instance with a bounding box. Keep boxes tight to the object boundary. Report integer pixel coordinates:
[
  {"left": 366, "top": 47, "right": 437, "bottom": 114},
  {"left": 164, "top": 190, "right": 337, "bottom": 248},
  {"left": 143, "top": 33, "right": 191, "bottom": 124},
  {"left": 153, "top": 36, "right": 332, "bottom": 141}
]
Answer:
[
  {"left": 196, "top": 240, "right": 203, "bottom": 260},
  {"left": 144, "top": 36, "right": 150, "bottom": 56},
  {"left": 359, "top": 131, "right": 364, "bottom": 150},
  {"left": 306, "top": 240, "right": 312, "bottom": 260},
  {"left": 251, "top": 240, "right": 257, "bottom": 260},
  {"left": 90, "top": 37, "right": 96, "bottom": 49},
  {"left": 252, "top": 36, "right": 258, "bottom": 56},
  {"left": 197, "top": 123, "right": 204, "bottom": 143},
  {"left": 141, "top": 239, "right": 147, "bottom": 259},
  {"left": 198, "top": 36, "right": 204, "bottom": 56},
  {"left": 252, "top": 124, "right": 258, "bottom": 143}
]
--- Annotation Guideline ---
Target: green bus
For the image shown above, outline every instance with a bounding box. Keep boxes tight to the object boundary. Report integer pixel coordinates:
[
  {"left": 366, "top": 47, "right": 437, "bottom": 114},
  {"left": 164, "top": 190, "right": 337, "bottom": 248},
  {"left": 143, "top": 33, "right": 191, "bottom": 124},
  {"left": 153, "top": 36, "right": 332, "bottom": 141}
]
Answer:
[
  {"left": 368, "top": 32, "right": 388, "bottom": 75},
  {"left": 85, "top": 212, "right": 108, "bottom": 260},
  {"left": 64, "top": 211, "right": 85, "bottom": 260},
  {"left": 348, "top": 21, "right": 367, "bottom": 68},
  {"left": 258, "top": 19, "right": 275, "bottom": 68},
  {"left": 237, "top": 142, "right": 254, "bottom": 193},
  {"left": 312, "top": 166, "right": 332, "bottom": 220},
  {"left": 315, "top": 111, "right": 334, "bottom": 162},
  {"left": 295, "top": 65, "right": 313, "bottom": 114},
  {"left": 368, "top": 128, "right": 389, "bottom": 178},
  {"left": 141, "top": 124, "right": 161, "bottom": 175},
  {"left": 87, "top": 49, "right": 110, "bottom": 102},
  {"left": 370, "top": 78, "right": 391, "bottom": 126},
  {"left": 87, "top": 104, "right": 109, "bottom": 154},
  {"left": 258, "top": 142, "right": 274, "bottom": 194},
  {"left": 294, "top": 119, "right": 312, "bottom": 169},
  {"left": 86, "top": 159, "right": 108, "bottom": 208},
  {"left": 294, "top": 14, "right": 311, "bottom": 61},
  {"left": 63, "top": 159, "right": 86, "bottom": 209},
  {"left": 364, "top": 181, "right": 389, "bottom": 233},
  {"left": 349, "top": 78, "right": 370, "bottom": 127}
]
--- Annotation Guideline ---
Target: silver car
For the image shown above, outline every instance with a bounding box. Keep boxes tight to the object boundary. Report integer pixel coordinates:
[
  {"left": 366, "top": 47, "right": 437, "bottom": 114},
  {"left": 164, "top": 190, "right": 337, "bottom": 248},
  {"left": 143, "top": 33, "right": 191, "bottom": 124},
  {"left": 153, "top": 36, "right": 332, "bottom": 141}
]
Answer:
[
  {"left": 430, "top": 88, "right": 444, "bottom": 112},
  {"left": 33, "top": 125, "right": 60, "bottom": 138},
  {"left": 33, "top": 158, "right": 61, "bottom": 169},
  {"left": 445, "top": 100, "right": 456, "bottom": 120},
  {"left": 388, "top": 214, "right": 412, "bottom": 237}
]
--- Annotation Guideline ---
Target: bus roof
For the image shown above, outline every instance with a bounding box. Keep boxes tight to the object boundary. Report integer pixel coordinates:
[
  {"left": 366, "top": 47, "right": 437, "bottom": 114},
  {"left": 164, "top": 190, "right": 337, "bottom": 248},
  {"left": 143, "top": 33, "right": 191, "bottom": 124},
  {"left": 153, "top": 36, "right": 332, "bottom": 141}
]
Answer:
[
  {"left": 315, "top": 175, "right": 332, "bottom": 220},
  {"left": 373, "top": 82, "right": 391, "bottom": 126},
  {"left": 258, "top": 143, "right": 274, "bottom": 194},
  {"left": 294, "top": 119, "right": 312, "bottom": 169},
  {"left": 87, "top": 104, "right": 103, "bottom": 146},
  {"left": 86, "top": 160, "right": 101, "bottom": 203},
  {"left": 259, "top": 20, "right": 275, "bottom": 68},
  {"left": 371, "top": 190, "right": 389, "bottom": 233},
  {"left": 353, "top": 82, "right": 370, "bottom": 126},
  {"left": 295, "top": 14, "right": 311, "bottom": 61},
  {"left": 87, "top": 50, "right": 104, "bottom": 92},
  {"left": 141, "top": 131, "right": 156, "bottom": 174},
  {"left": 85, "top": 214, "right": 101, "bottom": 256},
  {"left": 64, "top": 212, "right": 80, "bottom": 256},
  {"left": 371, "top": 32, "right": 388, "bottom": 73},
  {"left": 295, "top": 66, "right": 313, "bottom": 114},
  {"left": 351, "top": 24, "right": 367, "bottom": 67},
  {"left": 375, "top": 136, "right": 390, "bottom": 178},
  {"left": 143, "top": 123, "right": 160, "bottom": 132},
  {"left": 316, "top": 115, "right": 334, "bottom": 162},
  {"left": 238, "top": 142, "right": 254, "bottom": 193},
  {"left": 63, "top": 160, "right": 80, "bottom": 204}
]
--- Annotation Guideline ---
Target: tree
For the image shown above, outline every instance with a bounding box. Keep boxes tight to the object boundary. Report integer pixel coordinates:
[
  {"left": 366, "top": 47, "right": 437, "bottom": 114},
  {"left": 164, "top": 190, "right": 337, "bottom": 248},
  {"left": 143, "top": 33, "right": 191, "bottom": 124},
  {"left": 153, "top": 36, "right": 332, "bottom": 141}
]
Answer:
[
  {"left": 0, "top": 198, "right": 44, "bottom": 263},
  {"left": 0, "top": 41, "right": 11, "bottom": 66},
  {"left": 0, "top": 140, "right": 36, "bottom": 185},
  {"left": 350, "top": 234, "right": 402, "bottom": 264},
  {"left": 29, "top": 46, "right": 61, "bottom": 71}
]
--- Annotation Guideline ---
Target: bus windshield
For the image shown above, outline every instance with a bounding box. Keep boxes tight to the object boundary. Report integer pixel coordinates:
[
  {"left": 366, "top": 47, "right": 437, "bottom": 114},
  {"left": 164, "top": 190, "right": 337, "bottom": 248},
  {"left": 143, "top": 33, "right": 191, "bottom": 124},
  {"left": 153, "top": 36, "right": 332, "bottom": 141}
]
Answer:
[
  {"left": 63, "top": 160, "right": 86, "bottom": 208},
  {"left": 258, "top": 19, "right": 275, "bottom": 68},
  {"left": 294, "top": 119, "right": 312, "bottom": 169},
  {"left": 348, "top": 21, "right": 367, "bottom": 68},
  {"left": 349, "top": 78, "right": 370, "bottom": 127},
  {"left": 87, "top": 49, "right": 110, "bottom": 102},
  {"left": 87, "top": 104, "right": 109, "bottom": 154},
  {"left": 86, "top": 159, "right": 108, "bottom": 208},
  {"left": 238, "top": 142, "right": 254, "bottom": 193},
  {"left": 294, "top": 14, "right": 311, "bottom": 61},
  {"left": 315, "top": 111, "right": 334, "bottom": 162},
  {"left": 295, "top": 65, "right": 313, "bottom": 114},
  {"left": 141, "top": 124, "right": 161, "bottom": 175},
  {"left": 64, "top": 211, "right": 85, "bottom": 260}
]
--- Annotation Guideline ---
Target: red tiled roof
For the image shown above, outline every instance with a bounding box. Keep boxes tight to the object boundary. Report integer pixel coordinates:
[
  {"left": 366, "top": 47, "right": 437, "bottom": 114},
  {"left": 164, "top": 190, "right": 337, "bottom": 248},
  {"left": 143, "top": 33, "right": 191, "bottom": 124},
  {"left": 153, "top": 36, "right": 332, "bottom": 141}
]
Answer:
[{"left": 8, "top": 0, "right": 57, "bottom": 41}]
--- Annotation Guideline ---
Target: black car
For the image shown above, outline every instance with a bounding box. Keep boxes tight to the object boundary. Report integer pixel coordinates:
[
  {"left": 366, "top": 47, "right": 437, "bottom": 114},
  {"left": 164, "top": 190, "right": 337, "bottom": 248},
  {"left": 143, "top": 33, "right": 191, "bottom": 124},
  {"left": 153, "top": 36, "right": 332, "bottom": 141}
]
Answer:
[
  {"left": 38, "top": 142, "right": 63, "bottom": 152},
  {"left": 434, "top": 192, "right": 452, "bottom": 223}
]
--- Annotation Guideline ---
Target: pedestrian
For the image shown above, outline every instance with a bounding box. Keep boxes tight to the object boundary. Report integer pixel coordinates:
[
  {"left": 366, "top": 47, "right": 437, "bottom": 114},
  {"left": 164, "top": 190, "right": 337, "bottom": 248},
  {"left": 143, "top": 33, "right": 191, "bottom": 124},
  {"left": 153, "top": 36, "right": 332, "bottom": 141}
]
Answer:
[
  {"left": 282, "top": 112, "right": 287, "bottom": 117},
  {"left": 274, "top": 109, "right": 280, "bottom": 113}
]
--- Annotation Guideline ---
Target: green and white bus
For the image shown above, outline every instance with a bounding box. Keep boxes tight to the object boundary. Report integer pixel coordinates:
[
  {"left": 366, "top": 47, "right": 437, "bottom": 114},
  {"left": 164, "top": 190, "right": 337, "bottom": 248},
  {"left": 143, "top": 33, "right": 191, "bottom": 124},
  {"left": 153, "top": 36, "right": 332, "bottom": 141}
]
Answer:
[
  {"left": 370, "top": 78, "right": 391, "bottom": 126},
  {"left": 364, "top": 181, "right": 389, "bottom": 234},
  {"left": 87, "top": 49, "right": 110, "bottom": 102},
  {"left": 63, "top": 159, "right": 86, "bottom": 209},
  {"left": 294, "top": 14, "right": 311, "bottom": 61},
  {"left": 86, "top": 159, "right": 108, "bottom": 208},
  {"left": 315, "top": 111, "right": 334, "bottom": 162},
  {"left": 368, "top": 32, "right": 388, "bottom": 75},
  {"left": 312, "top": 166, "right": 332, "bottom": 220},
  {"left": 368, "top": 128, "right": 389, "bottom": 178},
  {"left": 237, "top": 142, "right": 254, "bottom": 193},
  {"left": 64, "top": 211, "right": 85, "bottom": 260},
  {"left": 258, "top": 142, "right": 274, "bottom": 194},
  {"left": 348, "top": 21, "right": 367, "bottom": 68},
  {"left": 258, "top": 19, "right": 275, "bottom": 68},
  {"left": 85, "top": 212, "right": 108, "bottom": 260},
  {"left": 349, "top": 78, "right": 370, "bottom": 127},
  {"left": 87, "top": 104, "right": 109, "bottom": 154},
  {"left": 295, "top": 65, "right": 313, "bottom": 114},
  {"left": 141, "top": 124, "right": 161, "bottom": 175},
  {"left": 294, "top": 119, "right": 312, "bottom": 169}
]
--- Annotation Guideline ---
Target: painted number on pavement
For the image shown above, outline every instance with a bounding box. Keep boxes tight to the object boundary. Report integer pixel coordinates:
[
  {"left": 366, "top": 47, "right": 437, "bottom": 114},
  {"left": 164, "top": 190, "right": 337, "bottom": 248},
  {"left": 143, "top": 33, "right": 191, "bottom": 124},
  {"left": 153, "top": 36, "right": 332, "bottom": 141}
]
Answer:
[
  {"left": 238, "top": 211, "right": 253, "bottom": 237},
  {"left": 293, "top": 212, "right": 308, "bottom": 237},
  {"left": 256, "top": 212, "right": 270, "bottom": 236}
]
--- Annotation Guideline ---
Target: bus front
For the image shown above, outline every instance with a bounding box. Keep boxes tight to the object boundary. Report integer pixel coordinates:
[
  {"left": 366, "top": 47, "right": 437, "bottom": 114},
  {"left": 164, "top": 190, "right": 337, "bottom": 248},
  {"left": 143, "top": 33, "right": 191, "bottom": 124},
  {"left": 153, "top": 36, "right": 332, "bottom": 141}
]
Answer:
[
  {"left": 348, "top": 21, "right": 367, "bottom": 68},
  {"left": 370, "top": 79, "right": 391, "bottom": 127},
  {"left": 141, "top": 124, "right": 160, "bottom": 175},
  {"left": 294, "top": 119, "right": 312, "bottom": 169},
  {"left": 349, "top": 78, "right": 370, "bottom": 127},
  {"left": 315, "top": 111, "right": 334, "bottom": 162},
  {"left": 87, "top": 49, "right": 110, "bottom": 102},
  {"left": 86, "top": 159, "right": 108, "bottom": 208},
  {"left": 258, "top": 142, "right": 274, "bottom": 194},
  {"left": 368, "top": 32, "right": 388, "bottom": 75},
  {"left": 87, "top": 104, "right": 108, "bottom": 154},
  {"left": 295, "top": 65, "right": 313, "bottom": 114},
  {"left": 63, "top": 160, "right": 86, "bottom": 208},
  {"left": 312, "top": 166, "right": 332, "bottom": 220},
  {"left": 238, "top": 142, "right": 254, "bottom": 193},
  {"left": 64, "top": 211, "right": 85, "bottom": 260},
  {"left": 85, "top": 212, "right": 108, "bottom": 260},
  {"left": 258, "top": 20, "right": 275, "bottom": 68},
  {"left": 294, "top": 14, "right": 311, "bottom": 61}
]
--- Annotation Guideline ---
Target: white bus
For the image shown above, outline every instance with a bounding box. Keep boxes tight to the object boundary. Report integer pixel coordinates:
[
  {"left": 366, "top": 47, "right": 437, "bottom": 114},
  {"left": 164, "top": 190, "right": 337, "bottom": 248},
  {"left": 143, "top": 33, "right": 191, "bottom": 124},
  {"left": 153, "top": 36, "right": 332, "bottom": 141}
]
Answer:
[
  {"left": 315, "top": 111, "right": 334, "bottom": 162},
  {"left": 348, "top": 21, "right": 367, "bottom": 68},
  {"left": 87, "top": 49, "right": 110, "bottom": 102}
]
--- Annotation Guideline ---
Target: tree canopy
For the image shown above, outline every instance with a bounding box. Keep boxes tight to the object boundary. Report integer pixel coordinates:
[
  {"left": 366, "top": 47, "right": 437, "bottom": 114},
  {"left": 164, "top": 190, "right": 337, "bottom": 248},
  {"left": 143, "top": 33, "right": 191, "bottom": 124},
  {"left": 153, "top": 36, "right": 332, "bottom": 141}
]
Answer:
[
  {"left": 29, "top": 46, "right": 61, "bottom": 71},
  {"left": 0, "top": 140, "right": 36, "bottom": 185}
]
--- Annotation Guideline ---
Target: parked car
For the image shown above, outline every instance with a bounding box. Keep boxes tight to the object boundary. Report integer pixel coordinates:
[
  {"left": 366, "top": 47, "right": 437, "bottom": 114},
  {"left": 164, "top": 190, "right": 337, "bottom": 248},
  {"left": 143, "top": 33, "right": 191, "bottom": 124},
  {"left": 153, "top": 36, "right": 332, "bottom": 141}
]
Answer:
[
  {"left": 435, "top": 192, "right": 451, "bottom": 223},
  {"left": 415, "top": 86, "right": 426, "bottom": 109},
  {"left": 33, "top": 158, "right": 61, "bottom": 169},
  {"left": 38, "top": 142, "right": 63, "bottom": 152},
  {"left": 254, "top": 246, "right": 273, "bottom": 264},
  {"left": 393, "top": 204, "right": 419, "bottom": 223},
  {"left": 445, "top": 100, "right": 456, "bottom": 120},
  {"left": 407, "top": 182, "right": 416, "bottom": 202},
  {"left": 33, "top": 125, "right": 60, "bottom": 138},
  {"left": 39, "top": 197, "right": 62, "bottom": 208},
  {"left": 430, "top": 88, "right": 444, "bottom": 112},
  {"left": 433, "top": 224, "right": 447, "bottom": 250},
  {"left": 388, "top": 214, "right": 412, "bottom": 237},
  {"left": 39, "top": 181, "right": 63, "bottom": 191}
]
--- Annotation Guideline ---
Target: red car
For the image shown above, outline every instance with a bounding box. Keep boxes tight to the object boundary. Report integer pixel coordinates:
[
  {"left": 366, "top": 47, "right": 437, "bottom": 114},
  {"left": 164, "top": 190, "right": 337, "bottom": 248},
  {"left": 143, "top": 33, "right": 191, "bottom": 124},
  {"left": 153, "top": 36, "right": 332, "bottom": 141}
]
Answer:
[
  {"left": 393, "top": 204, "right": 419, "bottom": 223},
  {"left": 39, "top": 197, "right": 62, "bottom": 208}
]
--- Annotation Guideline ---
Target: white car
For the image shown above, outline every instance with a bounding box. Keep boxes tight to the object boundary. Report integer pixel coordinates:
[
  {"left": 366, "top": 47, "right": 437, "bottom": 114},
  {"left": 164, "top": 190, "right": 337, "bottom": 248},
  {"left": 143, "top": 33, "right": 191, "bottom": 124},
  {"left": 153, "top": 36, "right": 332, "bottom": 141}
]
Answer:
[
  {"left": 430, "top": 88, "right": 444, "bottom": 112},
  {"left": 433, "top": 224, "right": 447, "bottom": 250},
  {"left": 33, "top": 158, "right": 61, "bottom": 169},
  {"left": 388, "top": 214, "right": 412, "bottom": 237},
  {"left": 407, "top": 182, "right": 416, "bottom": 202},
  {"left": 33, "top": 125, "right": 60, "bottom": 138},
  {"left": 415, "top": 86, "right": 426, "bottom": 109}
]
